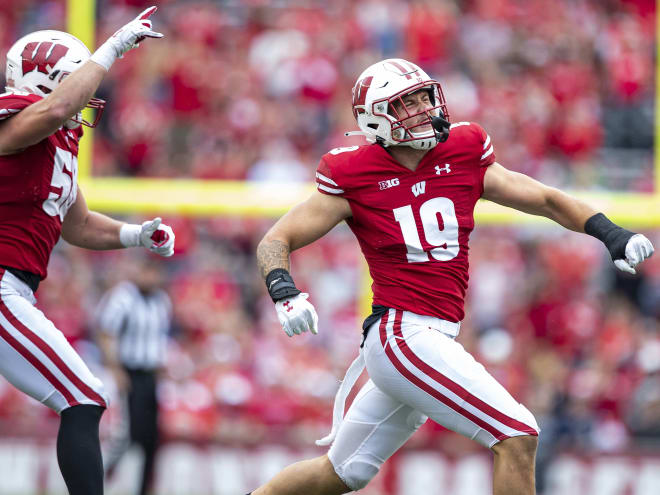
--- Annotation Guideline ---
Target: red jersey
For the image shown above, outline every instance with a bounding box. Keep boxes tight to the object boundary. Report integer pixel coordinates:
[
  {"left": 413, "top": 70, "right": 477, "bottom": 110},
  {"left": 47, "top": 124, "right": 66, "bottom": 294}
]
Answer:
[
  {"left": 0, "top": 92, "right": 82, "bottom": 280},
  {"left": 316, "top": 122, "right": 495, "bottom": 322}
]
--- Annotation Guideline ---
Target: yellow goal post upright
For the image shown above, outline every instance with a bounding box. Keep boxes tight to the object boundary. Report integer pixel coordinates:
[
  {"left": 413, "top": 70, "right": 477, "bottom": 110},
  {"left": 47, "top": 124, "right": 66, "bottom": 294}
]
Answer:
[{"left": 69, "top": 0, "right": 660, "bottom": 316}]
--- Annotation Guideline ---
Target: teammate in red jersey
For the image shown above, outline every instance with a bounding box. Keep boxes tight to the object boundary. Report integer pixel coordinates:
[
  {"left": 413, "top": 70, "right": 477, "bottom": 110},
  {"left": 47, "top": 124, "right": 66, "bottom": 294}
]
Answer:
[
  {"left": 252, "top": 58, "right": 654, "bottom": 495},
  {"left": 0, "top": 7, "right": 174, "bottom": 495}
]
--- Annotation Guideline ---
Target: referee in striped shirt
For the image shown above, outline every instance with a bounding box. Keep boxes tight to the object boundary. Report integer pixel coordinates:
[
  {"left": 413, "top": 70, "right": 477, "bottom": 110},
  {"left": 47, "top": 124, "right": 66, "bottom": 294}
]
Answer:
[{"left": 95, "top": 257, "right": 172, "bottom": 495}]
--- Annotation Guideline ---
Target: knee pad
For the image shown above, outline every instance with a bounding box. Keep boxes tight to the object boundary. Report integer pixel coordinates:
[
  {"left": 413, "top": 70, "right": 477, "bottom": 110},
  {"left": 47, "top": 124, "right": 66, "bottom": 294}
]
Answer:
[
  {"left": 331, "top": 454, "right": 381, "bottom": 491},
  {"left": 406, "top": 410, "right": 428, "bottom": 430}
]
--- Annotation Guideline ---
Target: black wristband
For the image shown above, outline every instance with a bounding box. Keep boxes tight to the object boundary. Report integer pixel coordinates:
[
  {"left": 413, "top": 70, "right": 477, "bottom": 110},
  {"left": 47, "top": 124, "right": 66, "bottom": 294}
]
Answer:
[
  {"left": 584, "top": 213, "right": 635, "bottom": 261},
  {"left": 265, "top": 268, "right": 301, "bottom": 302}
]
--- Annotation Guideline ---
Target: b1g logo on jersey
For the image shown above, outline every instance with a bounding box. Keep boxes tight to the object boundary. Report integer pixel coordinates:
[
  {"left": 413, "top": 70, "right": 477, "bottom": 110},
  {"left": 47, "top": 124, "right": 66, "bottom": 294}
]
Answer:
[
  {"left": 43, "top": 147, "right": 78, "bottom": 221},
  {"left": 379, "top": 178, "right": 400, "bottom": 190}
]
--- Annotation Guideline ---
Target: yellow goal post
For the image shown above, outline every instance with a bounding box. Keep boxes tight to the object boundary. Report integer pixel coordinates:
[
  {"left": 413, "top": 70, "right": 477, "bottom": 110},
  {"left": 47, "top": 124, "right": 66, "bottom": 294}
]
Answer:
[
  {"left": 67, "top": 0, "right": 660, "bottom": 321},
  {"left": 68, "top": 0, "right": 660, "bottom": 227}
]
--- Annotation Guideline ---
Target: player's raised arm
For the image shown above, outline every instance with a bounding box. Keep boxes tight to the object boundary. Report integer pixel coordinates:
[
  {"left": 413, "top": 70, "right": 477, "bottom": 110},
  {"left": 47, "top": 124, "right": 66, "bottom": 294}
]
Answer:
[
  {"left": 482, "top": 162, "right": 654, "bottom": 273},
  {"left": 0, "top": 62, "right": 106, "bottom": 154},
  {"left": 256, "top": 190, "right": 352, "bottom": 337},
  {"left": 0, "top": 6, "right": 162, "bottom": 155}
]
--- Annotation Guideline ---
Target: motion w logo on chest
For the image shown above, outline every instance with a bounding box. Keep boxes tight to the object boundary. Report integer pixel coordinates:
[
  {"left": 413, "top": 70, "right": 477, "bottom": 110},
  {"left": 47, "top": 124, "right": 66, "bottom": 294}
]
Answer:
[{"left": 412, "top": 181, "right": 426, "bottom": 197}]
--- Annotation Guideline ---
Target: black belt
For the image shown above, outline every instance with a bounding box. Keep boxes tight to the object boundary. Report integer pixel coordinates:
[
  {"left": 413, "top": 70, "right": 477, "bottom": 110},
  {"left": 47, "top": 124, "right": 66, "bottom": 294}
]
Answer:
[
  {"left": 0, "top": 265, "right": 40, "bottom": 293},
  {"left": 361, "top": 304, "right": 389, "bottom": 347}
]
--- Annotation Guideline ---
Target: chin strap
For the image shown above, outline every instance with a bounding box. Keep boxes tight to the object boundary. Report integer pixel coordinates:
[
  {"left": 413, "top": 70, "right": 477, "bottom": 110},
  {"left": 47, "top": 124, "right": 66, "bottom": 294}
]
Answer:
[
  {"left": 344, "top": 131, "right": 367, "bottom": 137},
  {"left": 431, "top": 115, "right": 451, "bottom": 143}
]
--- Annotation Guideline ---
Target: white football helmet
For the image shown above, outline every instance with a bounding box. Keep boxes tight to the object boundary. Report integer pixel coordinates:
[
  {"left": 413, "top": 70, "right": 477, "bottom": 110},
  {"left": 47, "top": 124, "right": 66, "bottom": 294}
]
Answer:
[
  {"left": 349, "top": 58, "right": 450, "bottom": 150},
  {"left": 5, "top": 30, "right": 105, "bottom": 127}
]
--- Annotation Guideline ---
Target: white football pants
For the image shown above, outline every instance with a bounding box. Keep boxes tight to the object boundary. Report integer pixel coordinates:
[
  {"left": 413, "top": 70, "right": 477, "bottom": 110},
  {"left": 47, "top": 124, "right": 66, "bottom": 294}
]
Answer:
[
  {"left": 0, "top": 268, "right": 107, "bottom": 413},
  {"left": 328, "top": 308, "right": 538, "bottom": 491}
]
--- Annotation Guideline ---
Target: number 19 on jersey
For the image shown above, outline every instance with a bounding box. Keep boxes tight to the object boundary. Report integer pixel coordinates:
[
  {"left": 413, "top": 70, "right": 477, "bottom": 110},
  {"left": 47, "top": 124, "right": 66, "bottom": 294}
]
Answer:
[{"left": 393, "top": 196, "right": 459, "bottom": 263}]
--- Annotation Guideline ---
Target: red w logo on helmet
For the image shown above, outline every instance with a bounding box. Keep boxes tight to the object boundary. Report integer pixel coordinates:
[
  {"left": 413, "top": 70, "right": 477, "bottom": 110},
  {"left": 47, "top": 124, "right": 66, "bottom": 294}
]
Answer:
[
  {"left": 21, "top": 42, "right": 69, "bottom": 75},
  {"left": 352, "top": 76, "right": 373, "bottom": 118}
]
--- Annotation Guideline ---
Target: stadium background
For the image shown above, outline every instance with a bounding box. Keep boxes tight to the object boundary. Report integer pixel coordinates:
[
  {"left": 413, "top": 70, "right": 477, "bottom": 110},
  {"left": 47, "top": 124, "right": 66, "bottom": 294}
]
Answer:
[{"left": 0, "top": 0, "right": 659, "bottom": 494}]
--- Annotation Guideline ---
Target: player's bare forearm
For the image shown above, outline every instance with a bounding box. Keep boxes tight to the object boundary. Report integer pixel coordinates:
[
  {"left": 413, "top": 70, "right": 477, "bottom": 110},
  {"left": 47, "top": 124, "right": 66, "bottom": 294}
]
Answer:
[
  {"left": 257, "top": 237, "right": 291, "bottom": 279},
  {"left": 46, "top": 60, "right": 107, "bottom": 120},
  {"left": 62, "top": 210, "right": 124, "bottom": 250},
  {"left": 543, "top": 188, "right": 598, "bottom": 232},
  {"left": 482, "top": 163, "right": 597, "bottom": 232}
]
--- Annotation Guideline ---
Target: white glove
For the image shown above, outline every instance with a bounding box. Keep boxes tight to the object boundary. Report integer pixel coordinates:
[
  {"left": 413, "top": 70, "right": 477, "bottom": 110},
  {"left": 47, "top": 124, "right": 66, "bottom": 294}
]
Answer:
[
  {"left": 90, "top": 6, "right": 163, "bottom": 71},
  {"left": 119, "top": 217, "right": 175, "bottom": 257},
  {"left": 275, "top": 293, "right": 319, "bottom": 337},
  {"left": 613, "top": 234, "right": 654, "bottom": 274}
]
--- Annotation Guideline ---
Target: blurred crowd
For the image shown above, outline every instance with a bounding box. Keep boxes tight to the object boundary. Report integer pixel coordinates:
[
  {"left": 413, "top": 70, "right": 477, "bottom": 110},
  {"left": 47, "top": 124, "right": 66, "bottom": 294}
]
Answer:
[
  {"left": 0, "top": 1, "right": 658, "bottom": 490},
  {"left": 0, "top": 0, "right": 655, "bottom": 189},
  {"left": 0, "top": 219, "right": 658, "bottom": 466}
]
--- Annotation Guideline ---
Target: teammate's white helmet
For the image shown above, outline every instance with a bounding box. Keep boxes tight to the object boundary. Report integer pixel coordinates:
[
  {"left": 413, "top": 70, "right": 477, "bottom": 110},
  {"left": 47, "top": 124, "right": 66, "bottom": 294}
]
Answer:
[
  {"left": 349, "top": 58, "right": 450, "bottom": 150},
  {"left": 5, "top": 30, "right": 105, "bottom": 127}
]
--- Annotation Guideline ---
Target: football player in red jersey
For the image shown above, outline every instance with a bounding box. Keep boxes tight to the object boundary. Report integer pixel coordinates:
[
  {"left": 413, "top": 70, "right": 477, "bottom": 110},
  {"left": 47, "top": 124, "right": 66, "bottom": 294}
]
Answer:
[
  {"left": 252, "top": 59, "right": 654, "bottom": 495},
  {"left": 0, "top": 7, "right": 174, "bottom": 495}
]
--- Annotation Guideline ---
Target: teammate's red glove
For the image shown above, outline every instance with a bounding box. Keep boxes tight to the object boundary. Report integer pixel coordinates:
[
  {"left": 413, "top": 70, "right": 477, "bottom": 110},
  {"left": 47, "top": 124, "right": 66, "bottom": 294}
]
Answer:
[{"left": 119, "top": 217, "right": 175, "bottom": 257}]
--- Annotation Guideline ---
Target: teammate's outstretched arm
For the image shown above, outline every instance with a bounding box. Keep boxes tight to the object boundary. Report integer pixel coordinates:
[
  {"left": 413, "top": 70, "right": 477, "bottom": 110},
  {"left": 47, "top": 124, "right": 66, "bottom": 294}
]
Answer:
[
  {"left": 482, "top": 162, "right": 654, "bottom": 273},
  {"left": 0, "top": 6, "right": 162, "bottom": 155},
  {"left": 62, "top": 186, "right": 175, "bottom": 257},
  {"left": 257, "top": 190, "right": 352, "bottom": 337}
]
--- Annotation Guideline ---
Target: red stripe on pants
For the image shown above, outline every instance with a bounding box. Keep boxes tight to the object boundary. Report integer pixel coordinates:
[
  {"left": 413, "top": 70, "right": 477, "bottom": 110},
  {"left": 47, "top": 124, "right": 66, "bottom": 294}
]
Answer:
[
  {"left": 0, "top": 322, "right": 79, "bottom": 405},
  {"left": 0, "top": 271, "right": 106, "bottom": 407},
  {"left": 380, "top": 310, "right": 510, "bottom": 441},
  {"left": 391, "top": 311, "right": 537, "bottom": 436}
]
